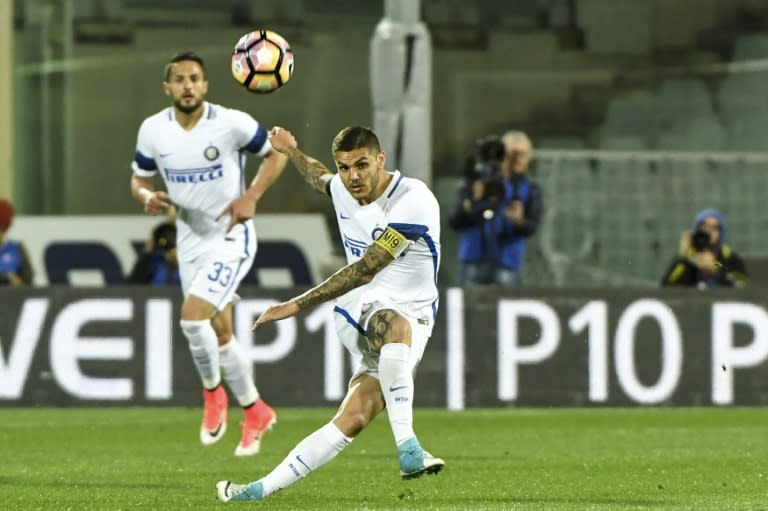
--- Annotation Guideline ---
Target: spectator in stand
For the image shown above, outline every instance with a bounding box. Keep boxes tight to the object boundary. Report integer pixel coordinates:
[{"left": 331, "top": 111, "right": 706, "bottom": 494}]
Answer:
[{"left": 0, "top": 198, "right": 34, "bottom": 286}]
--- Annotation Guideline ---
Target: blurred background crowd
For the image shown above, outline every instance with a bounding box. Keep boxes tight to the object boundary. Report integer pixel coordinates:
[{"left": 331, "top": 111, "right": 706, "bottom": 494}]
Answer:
[{"left": 3, "top": 0, "right": 768, "bottom": 289}]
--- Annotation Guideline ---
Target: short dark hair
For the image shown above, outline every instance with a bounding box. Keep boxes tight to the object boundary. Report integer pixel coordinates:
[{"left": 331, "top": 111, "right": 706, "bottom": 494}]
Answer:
[
  {"left": 164, "top": 51, "right": 205, "bottom": 82},
  {"left": 332, "top": 126, "right": 381, "bottom": 154}
]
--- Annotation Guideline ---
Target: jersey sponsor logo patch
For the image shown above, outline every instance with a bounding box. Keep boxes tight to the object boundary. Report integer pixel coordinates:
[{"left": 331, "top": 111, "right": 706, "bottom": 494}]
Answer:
[
  {"left": 343, "top": 234, "right": 369, "bottom": 258},
  {"left": 374, "top": 226, "right": 408, "bottom": 258},
  {"left": 163, "top": 164, "right": 223, "bottom": 184},
  {"left": 204, "top": 145, "right": 220, "bottom": 161}
]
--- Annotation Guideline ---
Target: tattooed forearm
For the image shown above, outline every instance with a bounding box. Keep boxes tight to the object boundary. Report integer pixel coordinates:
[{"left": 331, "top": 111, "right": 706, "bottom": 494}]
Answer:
[
  {"left": 293, "top": 263, "right": 371, "bottom": 309},
  {"left": 285, "top": 146, "right": 333, "bottom": 194},
  {"left": 293, "top": 245, "right": 392, "bottom": 309}
]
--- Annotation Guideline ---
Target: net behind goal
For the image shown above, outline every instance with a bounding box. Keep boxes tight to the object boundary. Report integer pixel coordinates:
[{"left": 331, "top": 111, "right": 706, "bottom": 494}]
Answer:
[{"left": 523, "top": 150, "right": 768, "bottom": 288}]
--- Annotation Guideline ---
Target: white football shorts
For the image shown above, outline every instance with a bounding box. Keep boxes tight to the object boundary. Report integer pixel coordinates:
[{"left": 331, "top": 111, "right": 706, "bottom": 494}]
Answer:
[
  {"left": 333, "top": 290, "right": 433, "bottom": 384},
  {"left": 179, "top": 223, "right": 256, "bottom": 313}
]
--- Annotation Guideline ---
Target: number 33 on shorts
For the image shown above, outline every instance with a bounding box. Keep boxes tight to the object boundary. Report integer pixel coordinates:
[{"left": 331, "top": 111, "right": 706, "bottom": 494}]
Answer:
[{"left": 207, "top": 261, "right": 234, "bottom": 291}]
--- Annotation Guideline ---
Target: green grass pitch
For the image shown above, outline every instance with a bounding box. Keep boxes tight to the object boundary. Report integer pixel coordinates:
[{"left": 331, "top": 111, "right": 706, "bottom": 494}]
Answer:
[{"left": 1, "top": 407, "right": 766, "bottom": 510}]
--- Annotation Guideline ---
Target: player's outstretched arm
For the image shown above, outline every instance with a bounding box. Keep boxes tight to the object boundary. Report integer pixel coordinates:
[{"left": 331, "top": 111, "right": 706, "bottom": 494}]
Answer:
[
  {"left": 252, "top": 243, "right": 393, "bottom": 330},
  {"left": 246, "top": 147, "right": 289, "bottom": 203},
  {"left": 294, "top": 242, "right": 392, "bottom": 309},
  {"left": 269, "top": 127, "right": 333, "bottom": 194}
]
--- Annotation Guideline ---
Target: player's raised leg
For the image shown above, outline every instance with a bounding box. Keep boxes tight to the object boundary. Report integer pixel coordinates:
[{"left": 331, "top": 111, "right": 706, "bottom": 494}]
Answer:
[
  {"left": 368, "top": 309, "right": 445, "bottom": 480},
  {"left": 217, "top": 375, "right": 383, "bottom": 502}
]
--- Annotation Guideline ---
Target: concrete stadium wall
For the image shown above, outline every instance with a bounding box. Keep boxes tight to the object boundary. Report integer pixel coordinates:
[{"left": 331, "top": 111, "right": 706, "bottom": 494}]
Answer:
[{"left": 12, "top": 21, "right": 613, "bottom": 215}]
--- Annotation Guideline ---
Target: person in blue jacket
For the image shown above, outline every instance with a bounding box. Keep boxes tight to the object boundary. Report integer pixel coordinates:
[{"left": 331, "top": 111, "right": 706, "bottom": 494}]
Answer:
[
  {"left": 127, "top": 215, "right": 181, "bottom": 286},
  {"left": 0, "top": 198, "right": 34, "bottom": 286},
  {"left": 449, "top": 131, "right": 543, "bottom": 287}
]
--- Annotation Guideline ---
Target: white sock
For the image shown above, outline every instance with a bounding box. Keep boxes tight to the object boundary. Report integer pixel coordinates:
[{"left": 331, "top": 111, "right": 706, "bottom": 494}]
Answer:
[
  {"left": 379, "top": 342, "right": 415, "bottom": 445},
  {"left": 180, "top": 319, "right": 221, "bottom": 389},
  {"left": 219, "top": 337, "right": 259, "bottom": 406},
  {"left": 260, "top": 422, "right": 352, "bottom": 497}
]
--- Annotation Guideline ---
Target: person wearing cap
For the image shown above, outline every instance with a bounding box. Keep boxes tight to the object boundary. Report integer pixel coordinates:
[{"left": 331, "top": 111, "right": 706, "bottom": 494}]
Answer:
[{"left": 0, "top": 198, "right": 34, "bottom": 286}]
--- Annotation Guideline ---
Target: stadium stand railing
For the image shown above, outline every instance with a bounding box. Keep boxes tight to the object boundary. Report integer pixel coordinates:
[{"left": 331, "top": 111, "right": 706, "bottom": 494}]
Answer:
[{"left": 521, "top": 149, "right": 768, "bottom": 288}]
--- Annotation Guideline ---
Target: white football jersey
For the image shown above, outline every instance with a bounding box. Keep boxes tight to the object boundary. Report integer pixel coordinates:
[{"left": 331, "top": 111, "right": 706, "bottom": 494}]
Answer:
[
  {"left": 329, "top": 170, "right": 441, "bottom": 320},
  {"left": 131, "top": 102, "right": 270, "bottom": 261}
]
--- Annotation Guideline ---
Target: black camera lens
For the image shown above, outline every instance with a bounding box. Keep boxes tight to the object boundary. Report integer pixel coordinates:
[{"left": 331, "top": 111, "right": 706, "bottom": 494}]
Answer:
[{"left": 692, "top": 230, "right": 711, "bottom": 252}]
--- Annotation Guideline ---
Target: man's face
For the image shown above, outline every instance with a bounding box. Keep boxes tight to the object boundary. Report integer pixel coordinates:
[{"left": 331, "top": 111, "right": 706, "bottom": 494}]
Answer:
[
  {"left": 504, "top": 138, "right": 532, "bottom": 175},
  {"left": 164, "top": 60, "right": 208, "bottom": 114},
  {"left": 334, "top": 147, "right": 386, "bottom": 204},
  {"left": 699, "top": 216, "right": 722, "bottom": 245}
]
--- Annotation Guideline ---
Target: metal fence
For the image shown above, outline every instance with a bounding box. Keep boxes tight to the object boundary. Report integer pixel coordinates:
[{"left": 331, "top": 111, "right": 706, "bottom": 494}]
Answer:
[{"left": 524, "top": 150, "right": 768, "bottom": 287}]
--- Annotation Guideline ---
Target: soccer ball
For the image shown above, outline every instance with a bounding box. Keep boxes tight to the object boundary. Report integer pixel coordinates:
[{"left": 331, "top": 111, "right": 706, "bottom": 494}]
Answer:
[{"left": 231, "top": 30, "right": 294, "bottom": 93}]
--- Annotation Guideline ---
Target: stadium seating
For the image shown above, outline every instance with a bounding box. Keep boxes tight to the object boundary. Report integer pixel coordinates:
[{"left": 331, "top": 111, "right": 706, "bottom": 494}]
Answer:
[
  {"left": 601, "top": 95, "right": 657, "bottom": 147},
  {"left": 732, "top": 32, "right": 768, "bottom": 59}
]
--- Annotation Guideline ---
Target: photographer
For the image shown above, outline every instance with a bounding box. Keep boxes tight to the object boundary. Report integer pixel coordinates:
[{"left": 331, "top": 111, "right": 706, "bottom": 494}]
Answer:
[
  {"left": 127, "top": 210, "right": 181, "bottom": 286},
  {"left": 0, "top": 198, "right": 34, "bottom": 286},
  {"left": 449, "top": 131, "right": 542, "bottom": 287},
  {"left": 661, "top": 208, "right": 747, "bottom": 288}
]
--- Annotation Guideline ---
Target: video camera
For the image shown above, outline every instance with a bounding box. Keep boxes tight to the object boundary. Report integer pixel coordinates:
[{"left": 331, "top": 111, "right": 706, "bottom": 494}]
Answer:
[
  {"left": 152, "top": 222, "right": 177, "bottom": 252},
  {"left": 464, "top": 135, "right": 507, "bottom": 212},
  {"left": 691, "top": 230, "right": 711, "bottom": 252},
  {"left": 474, "top": 135, "right": 506, "bottom": 167}
]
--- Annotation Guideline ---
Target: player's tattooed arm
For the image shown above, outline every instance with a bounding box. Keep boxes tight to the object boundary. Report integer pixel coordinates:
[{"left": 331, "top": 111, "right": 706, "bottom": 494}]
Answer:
[
  {"left": 293, "top": 243, "right": 393, "bottom": 309},
  {"left": 284, "top": 147, "right": 333, "bottom": 194}
]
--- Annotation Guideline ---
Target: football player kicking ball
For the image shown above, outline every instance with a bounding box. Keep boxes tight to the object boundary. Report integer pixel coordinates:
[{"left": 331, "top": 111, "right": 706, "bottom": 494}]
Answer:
[
  {"left": 217, "top": 125, "right": 444, "bottom": 503},
  {"left": 131, "top": 51, "right": 288, "bottom": 456}
]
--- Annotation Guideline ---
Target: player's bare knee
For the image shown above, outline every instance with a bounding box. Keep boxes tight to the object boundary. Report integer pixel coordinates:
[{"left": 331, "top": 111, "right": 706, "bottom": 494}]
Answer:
[
  {"left": 334, "top": 412, "right": 370, "bottom": 437},
  {"left": 179, "top": 306, "right": 198, "bottom": 322},
  {"left": 366, "top": 309, "right": 412, "bottom": 352},
  {"left": 210, "top": 321, "right": 231, "bottom": 345},
  {"left": 181, "top": 294, "right": 219, "bottom": 322},
  {"left": 210, "top": 308, "right": 234, "bottom": 345},
  {"left": 215, "top": 331, "right": 231, "bottom": 346},
  {"left": 179, "top": 318, "right": 205, "bottom": 336},
  {"left": 180, "top": 301, "right": 206, "bottom": 322}
]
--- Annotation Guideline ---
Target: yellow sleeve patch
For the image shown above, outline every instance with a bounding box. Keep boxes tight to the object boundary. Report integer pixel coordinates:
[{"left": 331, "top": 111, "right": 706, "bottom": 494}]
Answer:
[{"left": 374, "top": 226, "right": 409, "bottom": 258}]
